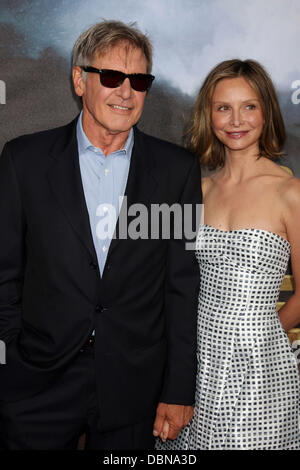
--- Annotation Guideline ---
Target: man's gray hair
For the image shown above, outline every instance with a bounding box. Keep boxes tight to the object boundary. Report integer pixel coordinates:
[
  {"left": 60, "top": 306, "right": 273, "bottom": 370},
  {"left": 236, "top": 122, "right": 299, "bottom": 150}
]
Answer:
[{"left": 72, "top": 20, "right": 153, "bottom": 74}]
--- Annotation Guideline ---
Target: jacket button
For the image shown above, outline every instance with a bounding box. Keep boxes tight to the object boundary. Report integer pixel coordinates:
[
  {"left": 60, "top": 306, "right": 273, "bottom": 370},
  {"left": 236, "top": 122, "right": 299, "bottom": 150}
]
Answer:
[{"left": 95, "top": 305, "right": 107, "bottom": 313}]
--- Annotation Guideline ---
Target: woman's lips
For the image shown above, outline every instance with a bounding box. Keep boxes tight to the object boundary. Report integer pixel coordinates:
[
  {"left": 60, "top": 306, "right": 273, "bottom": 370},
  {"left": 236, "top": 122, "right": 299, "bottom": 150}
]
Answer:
[{"left": 225, "top": 131, "right": 249, "bottom": 139}]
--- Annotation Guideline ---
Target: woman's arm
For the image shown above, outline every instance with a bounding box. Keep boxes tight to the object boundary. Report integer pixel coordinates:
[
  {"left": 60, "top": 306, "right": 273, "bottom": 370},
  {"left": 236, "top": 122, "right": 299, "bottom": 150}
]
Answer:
[{"left": 278, "top": 178, "right": 300, "bottom": 330}]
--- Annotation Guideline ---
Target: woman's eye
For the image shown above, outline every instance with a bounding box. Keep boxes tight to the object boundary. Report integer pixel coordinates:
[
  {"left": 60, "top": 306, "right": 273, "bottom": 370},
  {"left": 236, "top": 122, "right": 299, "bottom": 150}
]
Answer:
[
  {"left": 218, "top": 105, "right": 228, "bottom": 111},
  {"left": 246, "top": 104, "right": 256, "bottom": 110}
]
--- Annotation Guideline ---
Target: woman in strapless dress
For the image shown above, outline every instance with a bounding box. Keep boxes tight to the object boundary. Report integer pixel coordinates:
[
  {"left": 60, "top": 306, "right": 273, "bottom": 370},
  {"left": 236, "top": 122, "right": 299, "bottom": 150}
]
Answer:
[{"left": 156, "top": 59, "right": 300, "bottom": 450}]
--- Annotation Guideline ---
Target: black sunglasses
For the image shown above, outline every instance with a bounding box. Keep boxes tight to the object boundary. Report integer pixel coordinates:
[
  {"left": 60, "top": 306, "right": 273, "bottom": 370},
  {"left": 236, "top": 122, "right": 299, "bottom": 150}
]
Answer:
[{"left": 81, "top": 66, "right": 155, "bottom": 92}]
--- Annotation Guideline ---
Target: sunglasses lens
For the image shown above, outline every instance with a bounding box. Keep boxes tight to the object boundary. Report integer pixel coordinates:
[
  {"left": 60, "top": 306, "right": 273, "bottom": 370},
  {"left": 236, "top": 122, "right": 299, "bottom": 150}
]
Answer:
[
  {"left": 100, "top": 70, "right": 124, "bottom": 88},
  {"left": 130, "top": 75, "right": 153, "bottom": 92},
  {"left": 99, "top": 70, "right": 154, "bottom": 92}
]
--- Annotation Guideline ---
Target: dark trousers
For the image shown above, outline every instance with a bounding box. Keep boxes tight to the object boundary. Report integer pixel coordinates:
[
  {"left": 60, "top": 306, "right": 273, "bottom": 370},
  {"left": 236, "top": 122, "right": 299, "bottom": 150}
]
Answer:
[{"left": 0, "top": 346, "right": 155, "bottom": 450}]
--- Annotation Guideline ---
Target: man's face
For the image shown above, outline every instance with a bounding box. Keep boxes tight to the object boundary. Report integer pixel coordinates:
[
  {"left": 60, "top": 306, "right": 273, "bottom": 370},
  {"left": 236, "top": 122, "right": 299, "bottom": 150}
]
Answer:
[{"left": 73, "top": 43, "right": 148, "bottom": 138}]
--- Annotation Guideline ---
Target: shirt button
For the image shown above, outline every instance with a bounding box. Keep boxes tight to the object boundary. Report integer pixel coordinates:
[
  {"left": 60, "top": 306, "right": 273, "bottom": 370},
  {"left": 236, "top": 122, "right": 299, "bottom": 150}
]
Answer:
[
  {"left": 104, "top": 169, "right": 109, "bottom": 176},
  {"left": 89, "top": 261, "right": 98, "bottom": 270},
  {"left": 102, "top": 246, "right": 107, "bottom": 252}
]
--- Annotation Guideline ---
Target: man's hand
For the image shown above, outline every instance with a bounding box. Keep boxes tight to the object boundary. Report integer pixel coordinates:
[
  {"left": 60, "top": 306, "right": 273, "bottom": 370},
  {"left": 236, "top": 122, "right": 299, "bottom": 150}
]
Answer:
[{"left": 153, "top": 402, "right": 194, "bottom": 442}]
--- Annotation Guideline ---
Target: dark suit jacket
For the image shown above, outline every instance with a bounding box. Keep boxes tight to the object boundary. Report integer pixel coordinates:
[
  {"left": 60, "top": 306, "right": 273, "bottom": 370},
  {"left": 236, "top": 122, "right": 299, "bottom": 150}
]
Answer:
[{"left": 0, "top": 117, "right": 202, "bottom": 431}]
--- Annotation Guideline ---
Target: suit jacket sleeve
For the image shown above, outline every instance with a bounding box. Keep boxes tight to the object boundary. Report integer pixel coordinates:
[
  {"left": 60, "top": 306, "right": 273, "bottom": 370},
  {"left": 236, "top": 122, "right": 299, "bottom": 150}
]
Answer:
[
  {"left": 0, "top": 142, "right": 25, "bottom": 344},
  {"left": 160, "top": 155, "right": 202, "bottom": 405},
  {"left": 0, "top": 142, "right": 43, "bottom": 401}
]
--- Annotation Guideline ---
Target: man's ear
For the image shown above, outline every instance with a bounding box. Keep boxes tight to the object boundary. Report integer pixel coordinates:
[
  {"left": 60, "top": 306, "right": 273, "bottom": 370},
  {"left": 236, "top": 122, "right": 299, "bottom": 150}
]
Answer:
[{"left": 72, "top": 66, "right": 85, "bottom": 97}]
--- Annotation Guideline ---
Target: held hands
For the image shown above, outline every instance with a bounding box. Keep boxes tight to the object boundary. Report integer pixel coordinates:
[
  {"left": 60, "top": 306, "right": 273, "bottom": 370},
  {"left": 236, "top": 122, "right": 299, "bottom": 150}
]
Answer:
[{"left": 153, "top": 402, "right": 194, "bottom": 442}]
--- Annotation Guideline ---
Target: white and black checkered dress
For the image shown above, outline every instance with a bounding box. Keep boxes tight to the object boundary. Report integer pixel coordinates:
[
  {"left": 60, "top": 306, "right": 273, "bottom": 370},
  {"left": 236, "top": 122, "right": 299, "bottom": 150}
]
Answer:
[{"left": 156, "top": 224, "right": 300, "bottom": 450}]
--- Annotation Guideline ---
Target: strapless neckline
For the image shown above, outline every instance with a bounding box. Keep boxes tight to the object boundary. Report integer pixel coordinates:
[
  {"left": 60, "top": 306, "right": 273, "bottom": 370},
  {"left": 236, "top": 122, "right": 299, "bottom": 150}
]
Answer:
[{"left": 200, "top": 223, "right": 290, "bottom": 248}]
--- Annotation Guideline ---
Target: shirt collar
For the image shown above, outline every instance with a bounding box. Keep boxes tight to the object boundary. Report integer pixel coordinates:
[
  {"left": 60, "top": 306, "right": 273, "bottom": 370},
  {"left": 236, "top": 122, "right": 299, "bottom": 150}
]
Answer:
[{"left": 76, "top": 111, "right": 134, "bottom": 159}]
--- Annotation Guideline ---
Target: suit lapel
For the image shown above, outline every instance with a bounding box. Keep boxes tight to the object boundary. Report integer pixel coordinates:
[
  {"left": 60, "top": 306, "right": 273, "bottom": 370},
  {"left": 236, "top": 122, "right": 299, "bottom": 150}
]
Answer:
[
  {"left": 105, "top": 127, "right": 158, "bottom": 263},
  {"left": 47, "top": 118, "right": 97, "bottom": 261}
]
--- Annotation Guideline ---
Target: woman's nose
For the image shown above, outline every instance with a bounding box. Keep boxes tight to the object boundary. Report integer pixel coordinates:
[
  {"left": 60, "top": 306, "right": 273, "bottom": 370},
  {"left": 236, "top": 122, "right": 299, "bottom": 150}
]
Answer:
[{"left": 230, "top": 108, "right": 244, "bottom": 127}]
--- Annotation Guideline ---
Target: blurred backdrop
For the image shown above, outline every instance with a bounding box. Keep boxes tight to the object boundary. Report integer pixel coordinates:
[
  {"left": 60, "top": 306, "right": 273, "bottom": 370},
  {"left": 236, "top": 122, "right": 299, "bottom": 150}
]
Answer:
[{"left": 0, "top": 0, "right": 299, "bottom": 173}]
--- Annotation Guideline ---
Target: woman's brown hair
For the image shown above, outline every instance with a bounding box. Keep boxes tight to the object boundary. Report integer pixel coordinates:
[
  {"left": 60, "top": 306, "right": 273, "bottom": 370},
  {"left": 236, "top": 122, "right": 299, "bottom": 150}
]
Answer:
[{"left": 185, "top": 59, "right": 286, "bottom": 170}]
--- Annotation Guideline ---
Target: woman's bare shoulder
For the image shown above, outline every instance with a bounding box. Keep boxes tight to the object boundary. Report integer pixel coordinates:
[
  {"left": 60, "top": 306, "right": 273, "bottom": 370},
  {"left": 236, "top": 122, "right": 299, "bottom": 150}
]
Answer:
[
  {"left": 281, "top": 177, "right": 300, "bottom": 247},
  {"left": 280, "top": 176, "right": 300, "bottom": 206},
  {"left": 201, "top": 176, "right": 214, "bottom": 197},
  {"left": 259, "top": 161, "right": 296, "bottom": 192},
  {"left": 202, "top": 171, "right": 220, "bottom": 192}
]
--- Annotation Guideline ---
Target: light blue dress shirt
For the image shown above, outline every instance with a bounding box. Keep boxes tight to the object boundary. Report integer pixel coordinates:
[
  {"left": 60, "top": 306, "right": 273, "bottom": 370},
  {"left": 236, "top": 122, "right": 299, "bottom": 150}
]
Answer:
[{"left": 76, "top": 112, "right": 133, "bottom": 276}]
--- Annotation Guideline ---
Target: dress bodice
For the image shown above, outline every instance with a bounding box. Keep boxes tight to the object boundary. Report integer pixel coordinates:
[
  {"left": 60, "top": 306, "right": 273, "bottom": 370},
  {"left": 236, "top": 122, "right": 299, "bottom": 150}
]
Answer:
[{"left": 195, "top": 224, "right": 290, "bottom": 316}]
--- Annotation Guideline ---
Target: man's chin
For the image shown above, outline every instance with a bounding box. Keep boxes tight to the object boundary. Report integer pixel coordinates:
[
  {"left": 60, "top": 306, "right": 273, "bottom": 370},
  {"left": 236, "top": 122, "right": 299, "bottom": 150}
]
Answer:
[{"left": 104, "top": 127, "right": 132, "bottom": 136}]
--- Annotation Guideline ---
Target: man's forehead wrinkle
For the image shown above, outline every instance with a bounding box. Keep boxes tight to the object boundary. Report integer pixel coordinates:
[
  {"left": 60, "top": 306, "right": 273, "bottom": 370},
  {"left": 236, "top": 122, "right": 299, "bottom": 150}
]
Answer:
[{"left": 95, "top": 42, "right": 143, "bottom": 68}]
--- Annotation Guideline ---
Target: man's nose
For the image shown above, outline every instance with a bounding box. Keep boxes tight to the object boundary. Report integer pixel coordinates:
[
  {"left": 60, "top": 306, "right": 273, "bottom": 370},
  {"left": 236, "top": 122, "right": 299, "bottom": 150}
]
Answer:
[{"left": 116, "top": 77, "right": 132, "bottom": 99}]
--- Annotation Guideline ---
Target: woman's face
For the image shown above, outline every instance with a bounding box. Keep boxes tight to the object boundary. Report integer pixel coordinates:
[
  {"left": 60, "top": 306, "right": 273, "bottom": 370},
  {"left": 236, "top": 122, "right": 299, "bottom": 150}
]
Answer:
[{"left": 211, "top": 76, "right": 264, "bottom": 154}]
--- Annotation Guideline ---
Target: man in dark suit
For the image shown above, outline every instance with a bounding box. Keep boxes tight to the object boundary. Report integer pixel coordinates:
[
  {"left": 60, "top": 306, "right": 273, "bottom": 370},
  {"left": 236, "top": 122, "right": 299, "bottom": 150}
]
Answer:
[{"left": 0, "top": 20, "right": 202, "bottom": 449}]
